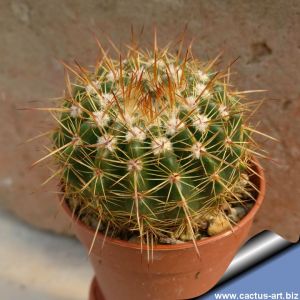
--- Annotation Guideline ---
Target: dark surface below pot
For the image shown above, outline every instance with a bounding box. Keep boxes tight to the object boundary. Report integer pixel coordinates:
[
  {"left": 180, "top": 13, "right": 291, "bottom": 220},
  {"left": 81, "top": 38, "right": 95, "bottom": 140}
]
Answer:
[
  {"left": 89, "top": 277, "right": 105, "bottom": 300},
  {"left": 63, "top": 161, "right": 265, "bottom": 300}
]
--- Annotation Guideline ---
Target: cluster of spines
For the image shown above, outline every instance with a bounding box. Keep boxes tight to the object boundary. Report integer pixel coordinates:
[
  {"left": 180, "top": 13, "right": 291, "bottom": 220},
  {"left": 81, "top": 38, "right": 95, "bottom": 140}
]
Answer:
[{"left": 48, "top": 43, "right": 258, "bottom": 246}]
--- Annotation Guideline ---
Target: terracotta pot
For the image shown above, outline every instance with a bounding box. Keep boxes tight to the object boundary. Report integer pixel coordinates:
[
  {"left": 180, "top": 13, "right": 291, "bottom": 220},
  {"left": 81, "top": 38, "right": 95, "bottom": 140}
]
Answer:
[{"left": 62, "top": 161, "right": 265, "bottom": 300}]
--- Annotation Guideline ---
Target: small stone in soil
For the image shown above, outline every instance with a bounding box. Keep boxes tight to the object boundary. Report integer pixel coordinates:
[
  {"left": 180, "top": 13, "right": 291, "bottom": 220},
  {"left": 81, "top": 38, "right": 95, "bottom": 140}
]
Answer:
[
  {"left": 128, "top": 235, "right": 141, "bottom": 243},
  {"left": 159, "top": 237, "right": 185, "bottom": 245},
  {"left": 246, "top": 202, "right": 254, "bottom": 210},
  {"left": 207, "top": 215, "right": 231, "bottom": 236},
  {"left": 229, "top": 206, "right": 247, "bottom": 223}
]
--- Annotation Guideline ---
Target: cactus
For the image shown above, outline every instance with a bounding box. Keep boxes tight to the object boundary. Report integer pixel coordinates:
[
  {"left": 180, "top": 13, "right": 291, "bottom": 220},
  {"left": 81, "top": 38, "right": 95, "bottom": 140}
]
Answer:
[{"left": 47, "top": 40, "right": 262, "bottom": 245}]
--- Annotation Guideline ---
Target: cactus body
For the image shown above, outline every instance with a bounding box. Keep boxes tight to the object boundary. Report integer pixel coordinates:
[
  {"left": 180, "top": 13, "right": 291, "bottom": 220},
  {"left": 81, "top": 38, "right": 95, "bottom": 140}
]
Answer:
[{"left": 52, "top": 48, "right": 254, "bottom": 241}]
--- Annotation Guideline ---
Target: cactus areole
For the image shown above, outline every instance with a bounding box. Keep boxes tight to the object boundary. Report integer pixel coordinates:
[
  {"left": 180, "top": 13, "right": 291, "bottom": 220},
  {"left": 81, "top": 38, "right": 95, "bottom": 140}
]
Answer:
[{"left": 50, "top": 41, "right": 265, "bottom": 246}]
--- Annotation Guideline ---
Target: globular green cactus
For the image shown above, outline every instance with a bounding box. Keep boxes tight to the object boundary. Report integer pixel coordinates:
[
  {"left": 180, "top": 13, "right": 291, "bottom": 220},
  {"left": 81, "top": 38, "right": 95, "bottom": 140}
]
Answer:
[{"left": 49, "top": 41, "right": 259, "bottom": 244}]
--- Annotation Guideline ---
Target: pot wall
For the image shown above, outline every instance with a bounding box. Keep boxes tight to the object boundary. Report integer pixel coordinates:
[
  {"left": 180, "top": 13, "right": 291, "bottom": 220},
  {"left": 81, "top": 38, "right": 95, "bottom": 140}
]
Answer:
[{"left": 87, "top": 225, "right": 251, "bottom": 300}]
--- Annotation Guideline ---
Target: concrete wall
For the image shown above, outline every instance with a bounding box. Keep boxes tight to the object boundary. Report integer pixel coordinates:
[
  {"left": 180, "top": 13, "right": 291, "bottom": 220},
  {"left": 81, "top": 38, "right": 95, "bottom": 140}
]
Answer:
[{"left": 0, "top": 0, "right": 299, "bottom": 240}]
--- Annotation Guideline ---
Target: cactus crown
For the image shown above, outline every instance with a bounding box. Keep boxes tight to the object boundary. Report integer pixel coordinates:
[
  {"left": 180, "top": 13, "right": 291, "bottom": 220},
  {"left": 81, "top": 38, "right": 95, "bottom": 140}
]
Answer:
[{"left": 46, "top": 37, "right": 263, "bottom": 247}]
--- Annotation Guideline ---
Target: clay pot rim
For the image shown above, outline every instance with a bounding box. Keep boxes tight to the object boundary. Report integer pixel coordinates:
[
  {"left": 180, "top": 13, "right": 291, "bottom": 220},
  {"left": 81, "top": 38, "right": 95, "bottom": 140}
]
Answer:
[{"left": 62, "top": 158, "right": 265, "bottom": 251}]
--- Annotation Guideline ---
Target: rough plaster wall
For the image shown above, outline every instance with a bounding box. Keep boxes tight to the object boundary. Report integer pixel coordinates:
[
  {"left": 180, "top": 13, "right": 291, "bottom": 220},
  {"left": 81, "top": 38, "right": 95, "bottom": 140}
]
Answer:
[{"left": 0, "top": 0, "right": 299, "bottom": 240}]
